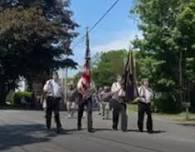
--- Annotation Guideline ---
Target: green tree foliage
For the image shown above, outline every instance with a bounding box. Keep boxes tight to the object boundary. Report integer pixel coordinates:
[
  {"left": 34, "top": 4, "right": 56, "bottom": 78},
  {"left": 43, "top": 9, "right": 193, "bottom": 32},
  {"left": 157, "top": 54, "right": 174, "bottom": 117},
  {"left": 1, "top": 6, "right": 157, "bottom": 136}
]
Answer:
[
  {"left": 135, "top": 52, "right": 158, "bottom": 83},
  {"left": 92, "top": 50, "right": 127, "bottom": 88},
  {"left": 0, "top": 0, "right": 77, "bottom": 104},
  {"left": 132, "top": 0, "right": 195, "bottom": 112}
]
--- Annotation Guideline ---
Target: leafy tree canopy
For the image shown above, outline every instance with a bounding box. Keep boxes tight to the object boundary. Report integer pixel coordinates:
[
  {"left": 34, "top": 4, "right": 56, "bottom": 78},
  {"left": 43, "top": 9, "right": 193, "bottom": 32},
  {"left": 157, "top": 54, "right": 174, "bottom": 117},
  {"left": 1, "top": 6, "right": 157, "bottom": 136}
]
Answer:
[{"left": 0, "top": 0, "right": 78, "bottom": 104}]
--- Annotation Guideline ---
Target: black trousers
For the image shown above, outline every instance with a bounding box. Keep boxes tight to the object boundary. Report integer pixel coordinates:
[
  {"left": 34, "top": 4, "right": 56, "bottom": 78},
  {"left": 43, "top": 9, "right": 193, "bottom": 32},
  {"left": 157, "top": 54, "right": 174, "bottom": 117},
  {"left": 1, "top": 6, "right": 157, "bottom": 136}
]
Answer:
[
  {"left": 46, "top": 97, "right": 62, "bottom": 129},
  {"left": 77, "top": 94, "right": 93, "bottom": 131},
  {"left": 112, "top": 99, "right": 127, "bottom": 130},
  {"left": 137, "top": 102, "right": 153, "bottom": 132}
]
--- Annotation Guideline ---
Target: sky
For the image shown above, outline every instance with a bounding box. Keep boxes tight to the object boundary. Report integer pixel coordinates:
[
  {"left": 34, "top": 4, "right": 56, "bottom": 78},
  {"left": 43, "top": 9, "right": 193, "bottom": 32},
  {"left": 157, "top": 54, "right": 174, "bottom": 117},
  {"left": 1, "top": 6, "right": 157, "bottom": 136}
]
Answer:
[{"left": 65, "top": 0, "right": 141, "bottom": 77}]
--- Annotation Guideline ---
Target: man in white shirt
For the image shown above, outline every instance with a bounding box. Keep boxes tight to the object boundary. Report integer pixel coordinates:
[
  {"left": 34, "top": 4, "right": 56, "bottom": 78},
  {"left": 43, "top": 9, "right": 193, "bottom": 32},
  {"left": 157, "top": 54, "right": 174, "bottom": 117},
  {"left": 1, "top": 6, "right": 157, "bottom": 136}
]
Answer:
[
  {"left": 137, "top": 79, "right": 153, "bottom": 133},
  {"left": 111, "top": 75, "right": 127, "bottom": 131},
  {"left": 43, "top": 72, "right": 63, "bottom": 133}
]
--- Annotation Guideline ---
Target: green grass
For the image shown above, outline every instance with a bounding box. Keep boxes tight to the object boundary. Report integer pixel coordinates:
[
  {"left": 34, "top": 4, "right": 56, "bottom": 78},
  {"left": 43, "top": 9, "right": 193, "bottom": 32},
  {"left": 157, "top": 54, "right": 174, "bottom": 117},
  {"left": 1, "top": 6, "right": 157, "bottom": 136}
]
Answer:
[
  {"left": 128, "top": 104, "right": 138, "bottom": 113},
  {"left": 154, "top": 112, "right": 195, "bottom": 124},
  {"left": 128, "top": 104, "right": 195, "bottom": 124}
]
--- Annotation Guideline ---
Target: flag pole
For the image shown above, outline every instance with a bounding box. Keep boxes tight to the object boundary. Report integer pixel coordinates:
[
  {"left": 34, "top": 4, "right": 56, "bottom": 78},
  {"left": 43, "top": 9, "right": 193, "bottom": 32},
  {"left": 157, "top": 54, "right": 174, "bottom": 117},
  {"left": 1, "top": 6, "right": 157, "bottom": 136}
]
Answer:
[{"left": 85, "top": 27, "right": 91, "bottom": 70}]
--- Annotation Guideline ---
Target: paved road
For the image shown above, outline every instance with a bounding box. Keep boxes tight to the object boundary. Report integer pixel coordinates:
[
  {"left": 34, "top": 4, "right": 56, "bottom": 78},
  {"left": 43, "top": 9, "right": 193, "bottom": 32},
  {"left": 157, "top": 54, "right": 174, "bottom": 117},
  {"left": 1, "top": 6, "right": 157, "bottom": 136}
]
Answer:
[{"left": 0, "top": 110, "right": 195, "bottom": 152}]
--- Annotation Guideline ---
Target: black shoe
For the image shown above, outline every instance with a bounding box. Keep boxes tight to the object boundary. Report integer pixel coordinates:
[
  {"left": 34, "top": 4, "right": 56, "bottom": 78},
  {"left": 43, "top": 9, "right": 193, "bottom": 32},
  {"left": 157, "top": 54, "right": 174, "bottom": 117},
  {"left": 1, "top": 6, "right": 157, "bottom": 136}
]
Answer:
[
  {"left": 121, "top": 129, "right": 127, "bottom": 132},
  {"left": 46, "top": 125, "right": 51, "bottom": 130},
  {"left": 77, "top": 125, "right": 82, "bottom": 131},
  {"left": 147, "top": 130, "right": 153, "bottom": 134},
  {"left": 88, "top": 128, "right": 94, "bottom": 133},
  {"left": 112, "top": 126, "right": 118, "bottom": 131},
  {"left": 56, "top": 128, "right": 60, "bottom": 134},
  {"left": 138, "top": 126, "right": 143, "bottom": 132},
  {"left": 56, "top": 124, "right": 63, "bottom": 133}
]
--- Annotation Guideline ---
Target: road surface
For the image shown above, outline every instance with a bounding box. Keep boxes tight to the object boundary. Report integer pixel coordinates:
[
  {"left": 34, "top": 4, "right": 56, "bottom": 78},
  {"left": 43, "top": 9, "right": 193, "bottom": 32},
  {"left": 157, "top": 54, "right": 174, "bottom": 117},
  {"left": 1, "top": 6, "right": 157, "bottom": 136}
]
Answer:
[{"left": 0, "top": 110, "right": 195, "bottom": 152}]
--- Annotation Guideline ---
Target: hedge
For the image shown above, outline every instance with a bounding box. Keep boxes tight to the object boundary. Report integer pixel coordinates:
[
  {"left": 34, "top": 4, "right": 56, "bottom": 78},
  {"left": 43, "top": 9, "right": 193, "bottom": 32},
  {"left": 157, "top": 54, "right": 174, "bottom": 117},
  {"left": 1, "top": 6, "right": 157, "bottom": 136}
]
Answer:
[{"left": 13, "top": 91, "right": 32, "bottom": 107}]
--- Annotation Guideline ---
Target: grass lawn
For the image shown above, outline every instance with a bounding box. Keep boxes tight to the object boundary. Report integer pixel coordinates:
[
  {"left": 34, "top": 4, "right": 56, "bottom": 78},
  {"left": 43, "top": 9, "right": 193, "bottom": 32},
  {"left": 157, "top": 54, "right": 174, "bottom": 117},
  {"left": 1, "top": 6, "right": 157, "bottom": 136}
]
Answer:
[
  {"left": 128, "top": 104, "right": 195, "bottom": 125},
  {"left": 154, "top": 112, "right": 195, "bottom": 124},
  {"left": 128, "top": 104, "right": 138, "bottom": 113}
]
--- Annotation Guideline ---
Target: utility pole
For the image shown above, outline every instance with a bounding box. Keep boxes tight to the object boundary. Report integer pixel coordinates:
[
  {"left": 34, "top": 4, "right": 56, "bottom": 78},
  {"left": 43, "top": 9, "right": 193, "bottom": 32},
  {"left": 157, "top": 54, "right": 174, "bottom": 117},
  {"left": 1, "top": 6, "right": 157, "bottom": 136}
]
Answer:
[
  {"left": 63, "top": 39, "right": 69, "bottom": 108},
  {"left": 64, "top": 67, "right": 68, "bottom": 106}
]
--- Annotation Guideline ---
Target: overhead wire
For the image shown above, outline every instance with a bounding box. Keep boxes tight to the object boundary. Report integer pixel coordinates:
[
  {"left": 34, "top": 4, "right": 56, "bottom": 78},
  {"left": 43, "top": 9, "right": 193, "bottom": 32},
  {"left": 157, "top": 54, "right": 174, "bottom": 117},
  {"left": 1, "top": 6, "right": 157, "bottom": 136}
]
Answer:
[{"left": 72, "top": 0, "right": 121, "bottom": 49}]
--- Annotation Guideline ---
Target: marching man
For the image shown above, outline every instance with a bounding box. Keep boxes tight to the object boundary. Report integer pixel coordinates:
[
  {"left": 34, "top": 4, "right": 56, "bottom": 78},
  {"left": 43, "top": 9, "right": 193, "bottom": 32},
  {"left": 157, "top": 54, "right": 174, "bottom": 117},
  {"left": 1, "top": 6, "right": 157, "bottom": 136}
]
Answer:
[
  {"left": 43, "top": 72, "right": 63, "bottom": 133},
  {"left": 77, "top": 68, "right": 94, "bottom": 132},
  {"left": 111, "top": 75, "right": 128, "bottom": 131},
  {"left": 137, "top": 79, "right": 153, "bottom": 133}
]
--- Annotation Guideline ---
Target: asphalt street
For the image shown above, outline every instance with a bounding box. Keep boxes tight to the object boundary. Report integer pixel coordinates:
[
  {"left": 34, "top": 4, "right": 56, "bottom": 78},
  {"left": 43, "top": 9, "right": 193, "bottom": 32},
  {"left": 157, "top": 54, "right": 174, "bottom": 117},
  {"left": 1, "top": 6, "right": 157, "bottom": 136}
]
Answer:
[{"left": 0, "top": 110, "right": 195, "bottom": 152}]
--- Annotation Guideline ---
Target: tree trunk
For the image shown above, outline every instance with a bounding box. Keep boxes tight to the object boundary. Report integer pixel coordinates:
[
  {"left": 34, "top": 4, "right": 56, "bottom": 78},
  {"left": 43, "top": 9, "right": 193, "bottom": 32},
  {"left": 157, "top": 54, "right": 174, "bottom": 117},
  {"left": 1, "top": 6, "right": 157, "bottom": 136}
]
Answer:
[{"left": 0, "top": 84, "right": 9, "bottom": 105}]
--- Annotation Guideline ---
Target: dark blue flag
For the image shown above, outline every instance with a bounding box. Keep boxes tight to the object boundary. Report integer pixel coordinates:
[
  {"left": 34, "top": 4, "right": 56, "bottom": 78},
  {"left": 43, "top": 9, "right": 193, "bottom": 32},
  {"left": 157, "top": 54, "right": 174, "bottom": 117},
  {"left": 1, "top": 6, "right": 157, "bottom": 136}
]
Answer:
[{"left": 122, "top": 50, "right": 138, "bottom": 103}]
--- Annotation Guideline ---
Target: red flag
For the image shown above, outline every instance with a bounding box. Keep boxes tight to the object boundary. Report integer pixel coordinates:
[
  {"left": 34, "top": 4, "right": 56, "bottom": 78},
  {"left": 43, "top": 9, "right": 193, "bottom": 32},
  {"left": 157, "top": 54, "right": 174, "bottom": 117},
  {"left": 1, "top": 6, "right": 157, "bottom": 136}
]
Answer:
[{"left": 78, "top": 28, "right": 91, "bottom": 92}]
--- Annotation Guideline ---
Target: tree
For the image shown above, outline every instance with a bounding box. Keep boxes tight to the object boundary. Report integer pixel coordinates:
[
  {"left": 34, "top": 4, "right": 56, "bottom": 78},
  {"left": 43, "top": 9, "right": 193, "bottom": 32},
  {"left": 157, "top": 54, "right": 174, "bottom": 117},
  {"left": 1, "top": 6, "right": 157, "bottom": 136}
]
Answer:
[
  {"left": 92, "top": 50, "right": 127, "bottom": 88},
  {"left": 177, "top": 1, "right": 195, "bottom": 111},
  {"left": 132, "top": 0, "right": 195, "bottom": 112},
  {"left": 0, "top": 0, "right": 78, "bottom": 104}
]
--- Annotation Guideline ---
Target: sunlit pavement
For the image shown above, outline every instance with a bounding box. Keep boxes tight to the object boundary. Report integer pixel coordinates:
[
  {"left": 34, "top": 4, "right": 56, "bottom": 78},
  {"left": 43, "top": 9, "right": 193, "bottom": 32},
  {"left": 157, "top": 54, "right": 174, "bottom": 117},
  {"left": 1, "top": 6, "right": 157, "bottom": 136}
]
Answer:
[{"left": 0, "top": 110, "right": 195, "bottom": 152}]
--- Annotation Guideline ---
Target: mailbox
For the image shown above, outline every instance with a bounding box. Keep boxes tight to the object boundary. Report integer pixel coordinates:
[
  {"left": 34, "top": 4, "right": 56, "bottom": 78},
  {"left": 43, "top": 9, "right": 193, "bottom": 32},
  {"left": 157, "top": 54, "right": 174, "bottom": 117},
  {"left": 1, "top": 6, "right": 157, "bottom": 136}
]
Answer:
[{"left": 182, "top": 102, "right": 191, "bottom": 108}]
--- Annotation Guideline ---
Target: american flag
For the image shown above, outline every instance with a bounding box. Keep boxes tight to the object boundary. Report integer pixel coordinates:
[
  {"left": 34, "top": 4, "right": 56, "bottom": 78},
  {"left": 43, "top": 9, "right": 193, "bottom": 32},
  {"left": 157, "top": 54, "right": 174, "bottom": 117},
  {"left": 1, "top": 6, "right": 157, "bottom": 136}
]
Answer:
[{"left": 80, "top": 28, "right": 91, "bottom": 91}]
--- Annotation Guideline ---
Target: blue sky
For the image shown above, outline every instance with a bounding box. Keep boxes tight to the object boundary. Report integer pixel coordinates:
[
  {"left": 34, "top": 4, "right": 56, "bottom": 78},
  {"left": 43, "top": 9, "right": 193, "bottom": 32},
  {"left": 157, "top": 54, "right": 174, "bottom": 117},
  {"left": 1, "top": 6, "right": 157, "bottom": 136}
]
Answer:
[{"left": 66, "top": 0, "right": 140, "bottom": 77}]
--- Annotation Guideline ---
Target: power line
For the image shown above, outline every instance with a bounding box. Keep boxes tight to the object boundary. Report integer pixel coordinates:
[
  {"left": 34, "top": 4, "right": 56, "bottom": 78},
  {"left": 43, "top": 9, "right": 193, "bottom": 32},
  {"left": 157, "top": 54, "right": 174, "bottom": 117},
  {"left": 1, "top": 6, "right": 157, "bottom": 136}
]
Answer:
[
  {"left": 72, "top": 35, "right": 86, "bottom": 49},
  {"left": 72, "top": 0, "right": 120, "bottom": 49},
  {"left": 89, "top": 0, "right": 120, "bottom": 32}
]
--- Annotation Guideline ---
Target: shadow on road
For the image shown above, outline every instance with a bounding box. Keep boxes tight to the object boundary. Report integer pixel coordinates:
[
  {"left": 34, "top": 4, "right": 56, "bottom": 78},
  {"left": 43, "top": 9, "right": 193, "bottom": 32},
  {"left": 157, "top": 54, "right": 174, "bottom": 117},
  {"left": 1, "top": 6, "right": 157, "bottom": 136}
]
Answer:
[
  {"left": 0, "top": 124, "right": 51, "bottom": 151},
  {"left": 179, "top": 123, "right": 195, "bottom": 127},
  {"left": 94, "top": 128, "right": 113, "bottom": 132},
  {"left": 151, "top": 130, "right": 166, "bottom": 134},
  {"left": 126, "top": 129, "right": 166, "bottom": 134},
  {"left": 91, "top": 128, "right": 166, "bottom": 134}
]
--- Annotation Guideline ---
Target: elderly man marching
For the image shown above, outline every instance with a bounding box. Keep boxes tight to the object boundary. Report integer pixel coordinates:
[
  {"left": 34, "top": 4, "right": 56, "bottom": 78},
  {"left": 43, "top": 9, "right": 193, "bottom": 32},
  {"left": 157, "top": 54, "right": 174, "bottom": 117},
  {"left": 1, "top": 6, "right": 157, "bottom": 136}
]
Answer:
[
  {"left": 111, "top": 75, "right": 128, "bottom": 131},
  {"left": 77, "top": 69, "right": 95, "bottom": 132},
  {"left": 137, "top": 79, "right": 154, "bottom": 133},
  {"left": 43, "top": 72, "right": 63, "bottom": 133}
]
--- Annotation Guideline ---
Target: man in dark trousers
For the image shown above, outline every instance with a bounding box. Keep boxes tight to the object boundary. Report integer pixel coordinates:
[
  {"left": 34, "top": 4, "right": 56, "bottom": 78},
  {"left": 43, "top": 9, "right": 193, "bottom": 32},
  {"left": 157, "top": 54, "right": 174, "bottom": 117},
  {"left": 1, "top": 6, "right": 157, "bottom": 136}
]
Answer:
[
  {"left": 77, "top": 71, "right": 95, "bottom": 132},
  {"left": 111, "top": 75, "right": 128, "bottom": 131},
  {"left": 137, "top": 79, "right": 153, "bottom": 133},
  {"left": 43, "top": 72, "right": 63, "bottom": 133}
]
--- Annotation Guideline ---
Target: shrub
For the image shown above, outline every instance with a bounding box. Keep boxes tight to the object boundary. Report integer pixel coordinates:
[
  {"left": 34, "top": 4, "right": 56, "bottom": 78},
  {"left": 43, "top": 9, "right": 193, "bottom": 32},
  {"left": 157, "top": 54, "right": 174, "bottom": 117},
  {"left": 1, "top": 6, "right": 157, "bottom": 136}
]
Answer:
[
  {"left": 154, "top": 92, "right": 182, "bottom": 114},
  {"left": 13, "top": 91, "right": 32, "bottom": 107}
]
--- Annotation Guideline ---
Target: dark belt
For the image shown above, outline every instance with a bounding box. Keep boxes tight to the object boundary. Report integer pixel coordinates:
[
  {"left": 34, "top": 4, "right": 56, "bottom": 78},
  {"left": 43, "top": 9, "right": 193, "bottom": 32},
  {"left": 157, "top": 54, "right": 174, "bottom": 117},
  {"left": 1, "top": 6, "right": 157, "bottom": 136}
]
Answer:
[
  {"left": 139, "top": 101, "right": 151, "bottom": 105},
  {"left": 47, "top": 96, "right": 61, "bottom": 99}
]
